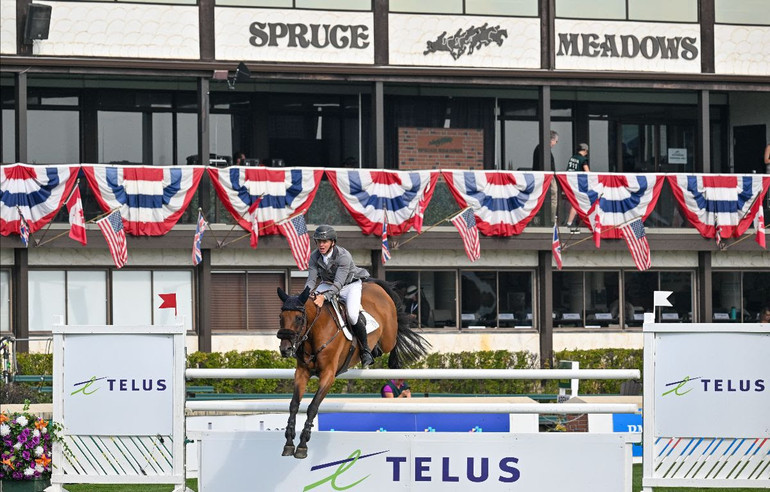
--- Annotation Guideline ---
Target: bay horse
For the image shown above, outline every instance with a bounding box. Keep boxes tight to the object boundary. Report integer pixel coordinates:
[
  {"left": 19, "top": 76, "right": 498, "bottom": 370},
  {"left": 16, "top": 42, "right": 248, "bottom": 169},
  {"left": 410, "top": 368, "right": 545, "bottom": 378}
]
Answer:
[{"left": 276, "top": 278, "right": 430, "bottom": 459}]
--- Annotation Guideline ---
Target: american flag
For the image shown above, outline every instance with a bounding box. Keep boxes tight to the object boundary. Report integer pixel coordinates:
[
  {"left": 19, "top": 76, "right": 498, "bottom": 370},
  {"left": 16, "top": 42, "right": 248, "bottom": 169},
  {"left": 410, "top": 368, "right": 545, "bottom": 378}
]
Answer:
[
  {"left": 96, "top": 210, "right": 127, "bottom": 269},
  {"left": 18, "top": 208, "right": 30, "bottom": 248},
  {"left": 278, "top": 214, "right": 311, "bottom": 270},
  {"left": 450, "top": 207, "right": 481, "bottom": 262},
  {"left": 381, "top": 212, "right": 391, "bottom": 265},
  {"left": 552, "top": 223, "right": 563, "bottom": 270},
  {"left": 620, "top": 219, "right": 651, "bottom": 271},
  {"left": 192, "top": 210, "right": 207, "bottom": 265}
]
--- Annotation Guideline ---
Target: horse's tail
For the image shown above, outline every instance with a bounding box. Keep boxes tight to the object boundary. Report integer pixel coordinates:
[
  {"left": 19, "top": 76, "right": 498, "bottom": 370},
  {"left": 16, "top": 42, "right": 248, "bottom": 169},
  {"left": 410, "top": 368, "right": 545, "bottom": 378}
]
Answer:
[{"left": 366, "top": 278, "right": 431, "bottom": 369}]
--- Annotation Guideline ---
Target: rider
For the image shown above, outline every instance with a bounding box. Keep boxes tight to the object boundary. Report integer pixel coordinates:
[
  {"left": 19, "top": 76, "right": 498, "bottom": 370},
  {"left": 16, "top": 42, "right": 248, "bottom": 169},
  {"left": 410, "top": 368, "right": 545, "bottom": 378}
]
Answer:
[{"left": 305, "top": 225, "right": 374, "bottom": 367}]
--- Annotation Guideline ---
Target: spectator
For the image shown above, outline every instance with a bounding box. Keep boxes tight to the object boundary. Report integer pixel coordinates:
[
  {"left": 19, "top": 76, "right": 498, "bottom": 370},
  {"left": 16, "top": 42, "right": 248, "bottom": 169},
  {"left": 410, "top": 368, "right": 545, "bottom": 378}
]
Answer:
[
  {"left": 404, "top": 285, "right": 431, "bottom": 327},
  {"left": 381, "top": 379, "right": 411, "bottom": 398},
  {"left": 565, "top": 143, "right": 590, "bottom": 231},
  {"left": 532, "top": 130, "right": 559, "bottom": 170},
  {"left": 760, "top": 306, "right": 770, "bottom": 323},
  {"left": 233, "top": 151, "right": 246, "bottom": 166}
]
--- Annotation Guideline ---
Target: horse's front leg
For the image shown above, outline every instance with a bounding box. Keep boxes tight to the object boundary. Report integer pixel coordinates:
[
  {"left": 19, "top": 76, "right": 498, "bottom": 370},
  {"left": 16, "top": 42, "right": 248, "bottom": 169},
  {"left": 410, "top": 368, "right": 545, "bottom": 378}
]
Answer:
[
  {"left": 283, "top": 366, "right": 310, "bottom": 457},
  {"left": 294, "top": 368, "right": 335, "bottom": 459}
]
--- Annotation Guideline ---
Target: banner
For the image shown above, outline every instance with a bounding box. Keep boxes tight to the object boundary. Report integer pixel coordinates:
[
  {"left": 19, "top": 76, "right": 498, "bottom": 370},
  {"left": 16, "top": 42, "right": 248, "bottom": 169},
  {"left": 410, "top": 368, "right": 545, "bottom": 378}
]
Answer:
[{"left": 63, "top": 333, "right": 174, "bottom": 435}]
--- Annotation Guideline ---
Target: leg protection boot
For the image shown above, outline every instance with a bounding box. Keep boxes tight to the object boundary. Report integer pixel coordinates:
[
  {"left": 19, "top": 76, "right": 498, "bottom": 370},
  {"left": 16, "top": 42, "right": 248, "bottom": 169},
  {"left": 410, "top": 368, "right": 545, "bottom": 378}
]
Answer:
[{"left": 352, "top": 313, "right": 374, "bottom": 367}]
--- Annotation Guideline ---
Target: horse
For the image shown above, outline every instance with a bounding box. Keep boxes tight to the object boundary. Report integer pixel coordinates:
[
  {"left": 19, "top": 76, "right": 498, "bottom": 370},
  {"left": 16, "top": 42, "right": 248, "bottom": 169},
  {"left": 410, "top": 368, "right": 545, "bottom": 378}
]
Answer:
[{"left": 276, "top": 278, "right": 430, "bottom": 459}]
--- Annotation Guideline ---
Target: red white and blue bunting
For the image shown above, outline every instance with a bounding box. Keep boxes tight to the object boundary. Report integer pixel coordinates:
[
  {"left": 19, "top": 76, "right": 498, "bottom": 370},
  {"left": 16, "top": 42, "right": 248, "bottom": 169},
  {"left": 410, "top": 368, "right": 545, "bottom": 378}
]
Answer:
[
  {"left": 208, "top": 167, "right": 323, "bottom": 236},
  {"left": 0, "top": 164, "right": 79, "bottom": 236},
  {"left": 442, "top": 171, "right": 552, "bottom": 236},
  {"left": 326, "top": 170, "right": 439, "bottom": 235},
  {"left": 557, "top": 173, "right": 664, "bottom": 239},
  {"left": 667, "top": 174, "right": 769, "bottom": 239},
  {"left": 83, "top": 165, "right": 205, "bottom": 236}
]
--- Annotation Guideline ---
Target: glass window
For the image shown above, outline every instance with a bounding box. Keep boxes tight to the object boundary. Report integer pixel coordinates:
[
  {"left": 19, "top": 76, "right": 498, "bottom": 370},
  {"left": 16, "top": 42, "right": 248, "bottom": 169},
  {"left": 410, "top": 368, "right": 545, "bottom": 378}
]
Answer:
[
  {"left": 461, "top": 271, "right": 497, "bottom": 328},
  {"left": 628, "top": 0, "right": 697, "bottom": 22},
  {"left": 466, "top": 0, "right": 538, "bottom": 16},
  {"left": 390, "top": 0, "right": 462, "bottom": 14},
  {"left": 430, "top": 271, "right": 456, "bottom": 328},
  {"left": 712, "top": 271, "right": 742, "bottom": 322},
  {"left": 67, "top": 271, "right": 107, "bottom": 326},
  {"left": 295, "top": 0, "right": 372, "bottom": 10},
  {"left": 0, "top": 270, "right": 10, "bottom": 333},
  {"left": 2, "top": 109, "right": 14, "bottom": 164},
  {"left": 152, "top": 113, "right": 174, "bottom": 166},
  {"left": 554, "top": 272, "right": 583, "bottom": 327},
  {"left": 216, "top": 0, "right": 290, "bottom": 6},
  {"left": 153, "top": 270, "right": 193, "bottom": 331},
  {"left": 660, "top": 272, "right": 692, "bottom": 322},
  {"left": 28, "top": 110, "right": 80, "bottom": 164},
  {"left": 99, "top": 111, "right": 143, "bottom": 164},
  {"left": 556, "top": 0, "right": 625, "bottom": 20},
  {"left": 177, "top": 113, "right": 198, "bottom": 165},
  {"left": 585, "top": 271, "right": 619, "bottom": 328},
  {"left": 716, "top": 0, "right": 770, "bottom": 26},
  {"left": 498, "top": 271, "right": 533, "bottom": 327},
  {"left": 740, "top": 272, "right": 770, "bottom": 322},
  {"left": 113, "top": 270, "right": 153, "bottom": 325},
  {"left": 624, "top": 271, "right": 656, "bottom": 326},
  {"left": 29, "top": 271, "right": 66, "bottom": 332},
  {"left": 210, "top": 114, "right": 233, "bottom": 162}
]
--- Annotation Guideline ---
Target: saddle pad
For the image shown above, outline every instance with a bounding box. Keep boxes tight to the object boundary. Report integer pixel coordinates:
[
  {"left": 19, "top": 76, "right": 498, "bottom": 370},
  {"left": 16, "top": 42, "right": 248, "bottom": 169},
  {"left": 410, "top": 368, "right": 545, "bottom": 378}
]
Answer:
[{"left": 342, "top": 311, "right": 379, "bottom": 341}]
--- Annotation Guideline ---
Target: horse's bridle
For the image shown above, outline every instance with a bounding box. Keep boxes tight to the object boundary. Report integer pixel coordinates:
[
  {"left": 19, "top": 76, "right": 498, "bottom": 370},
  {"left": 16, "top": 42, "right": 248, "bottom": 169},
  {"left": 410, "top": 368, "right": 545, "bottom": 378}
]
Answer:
[{"left": 278, "top": 301, "right": 342, "bottom": 363}]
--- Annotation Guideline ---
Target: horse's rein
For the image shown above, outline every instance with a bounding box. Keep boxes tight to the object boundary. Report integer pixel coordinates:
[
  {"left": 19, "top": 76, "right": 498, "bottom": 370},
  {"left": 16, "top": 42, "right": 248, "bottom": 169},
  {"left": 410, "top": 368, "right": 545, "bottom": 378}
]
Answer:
[{"left": 297, "top": 302, "right": 343, "bottom": 364}]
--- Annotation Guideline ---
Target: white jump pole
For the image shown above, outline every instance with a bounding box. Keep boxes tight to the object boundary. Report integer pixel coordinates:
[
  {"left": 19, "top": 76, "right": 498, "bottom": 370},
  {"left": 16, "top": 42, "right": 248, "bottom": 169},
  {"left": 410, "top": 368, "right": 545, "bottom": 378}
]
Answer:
[
  {"left": 185, "top": 368, "right": 640, "bottom": 380},
  {"left": 186, "top": 401, "right": 639, "bottom": 414}
]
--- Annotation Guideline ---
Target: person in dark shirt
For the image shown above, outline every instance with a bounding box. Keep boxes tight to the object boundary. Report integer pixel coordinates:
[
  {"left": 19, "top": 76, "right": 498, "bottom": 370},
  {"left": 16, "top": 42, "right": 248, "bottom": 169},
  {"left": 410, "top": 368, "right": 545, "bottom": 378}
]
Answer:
[
  {"left": 381, "top": 379, "right": 411, "bottom": 398},
  {"left": 531, "top": 130, "right": 559, "bottom": 170},
  {"left": 565, "top": 143, "right": 590, "bottom": 230}
]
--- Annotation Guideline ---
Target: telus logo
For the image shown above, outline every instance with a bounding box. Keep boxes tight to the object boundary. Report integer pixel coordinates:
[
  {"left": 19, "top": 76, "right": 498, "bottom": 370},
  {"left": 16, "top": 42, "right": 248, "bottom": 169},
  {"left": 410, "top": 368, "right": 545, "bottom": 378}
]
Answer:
[{"left": 71, "top": 376, "right": 167, "bottom": 396}]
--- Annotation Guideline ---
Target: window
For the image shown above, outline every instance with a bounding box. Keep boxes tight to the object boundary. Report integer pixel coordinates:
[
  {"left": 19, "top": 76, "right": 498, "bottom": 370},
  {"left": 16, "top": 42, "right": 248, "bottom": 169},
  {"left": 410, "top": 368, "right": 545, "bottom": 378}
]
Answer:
[
  {"left": 716, "top": 0, "right": 770, "bottom": 26},
  {"left": 28, "top": 269, "right": 193, "bottom": 332},
  {"left": 556, "top": 0, "right": 697, "bottom": 22},
  {"left": 211, "top": 271, "right": 286, "bottom": 331},
  {"left": 386, "top": 271, "right": 455, "bottom": 329},
  {"left": 624, "top": 271, "right": 693, "bottom": 324},
  {"left": 712, "top": 271, "right": 770, "bottom": 322},
  {"left": 391, "top": 0, "right": 537, "bottom": 15},
  {"left": 554, "top": 271, "right": 620, "bottom": 328}
]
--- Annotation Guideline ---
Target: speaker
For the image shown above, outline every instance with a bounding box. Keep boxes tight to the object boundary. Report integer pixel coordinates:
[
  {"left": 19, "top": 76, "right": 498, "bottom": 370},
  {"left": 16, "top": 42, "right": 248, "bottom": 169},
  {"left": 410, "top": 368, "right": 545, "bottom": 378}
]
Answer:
[{"left": 23, "top": 4, "right": 52, "bottom": 43}]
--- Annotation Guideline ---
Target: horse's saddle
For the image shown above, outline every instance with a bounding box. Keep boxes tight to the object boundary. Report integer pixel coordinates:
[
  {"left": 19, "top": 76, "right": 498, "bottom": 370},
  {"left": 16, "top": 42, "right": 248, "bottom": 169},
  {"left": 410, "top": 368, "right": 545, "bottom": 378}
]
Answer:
[{"left": 329, "top": 296, "right": 379, "bottom": 341}]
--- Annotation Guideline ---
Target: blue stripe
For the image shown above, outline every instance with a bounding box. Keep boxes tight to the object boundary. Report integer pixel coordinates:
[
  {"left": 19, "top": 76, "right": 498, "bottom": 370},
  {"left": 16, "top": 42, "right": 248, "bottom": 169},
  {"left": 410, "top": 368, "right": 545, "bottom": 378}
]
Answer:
[
  {"left": 227, "top": 168, "right": 308, "bottom": 209},
  {"left": 686, "top": 176, "right": 756, "bottom": 213},
  {"left": 466, "top": 172, "right": 536, "bottom": 212},
  {"left": 598, "top": 176, "right": 649, "bottom": 214},
  {"left": 349, "top": 171, "right": 423, "bottom": 212},
  {"left": 0, "top": 167, "right": 60, "bottom": 208}
]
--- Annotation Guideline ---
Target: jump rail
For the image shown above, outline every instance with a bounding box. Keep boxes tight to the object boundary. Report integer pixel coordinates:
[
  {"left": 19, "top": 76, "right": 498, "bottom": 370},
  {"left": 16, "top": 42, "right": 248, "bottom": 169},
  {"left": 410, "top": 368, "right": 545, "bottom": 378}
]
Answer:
[
  {"left": 185, "top": 368, "right": 640, "bottom": 380},
  {"left": 185, "top": 368, "right": 641, "bottom": 414}
]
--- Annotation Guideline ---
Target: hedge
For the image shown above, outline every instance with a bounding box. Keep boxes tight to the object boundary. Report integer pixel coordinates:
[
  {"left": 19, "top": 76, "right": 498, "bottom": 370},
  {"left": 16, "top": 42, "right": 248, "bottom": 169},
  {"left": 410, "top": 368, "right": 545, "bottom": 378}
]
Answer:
[{"left": 1, "top": 348, "right": 642, "bottom": 404}]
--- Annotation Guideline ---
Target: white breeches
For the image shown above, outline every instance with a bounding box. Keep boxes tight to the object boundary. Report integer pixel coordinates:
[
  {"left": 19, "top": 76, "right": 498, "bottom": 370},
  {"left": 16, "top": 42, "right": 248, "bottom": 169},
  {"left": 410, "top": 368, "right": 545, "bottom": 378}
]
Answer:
[{"left": 316, "top": 280, "right": 362, "bottom": 321}]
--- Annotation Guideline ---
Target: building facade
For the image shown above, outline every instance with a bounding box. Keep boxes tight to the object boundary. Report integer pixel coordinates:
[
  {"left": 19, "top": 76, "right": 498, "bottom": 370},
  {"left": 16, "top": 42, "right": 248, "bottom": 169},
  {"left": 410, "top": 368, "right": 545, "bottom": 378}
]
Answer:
[{"left": 1, "top": 0, "right": 769, "bottom": 365}]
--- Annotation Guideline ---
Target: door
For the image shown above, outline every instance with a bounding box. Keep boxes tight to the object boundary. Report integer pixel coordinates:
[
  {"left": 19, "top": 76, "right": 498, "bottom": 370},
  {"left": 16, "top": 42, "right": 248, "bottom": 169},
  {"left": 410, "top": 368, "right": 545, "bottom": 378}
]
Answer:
[{"left": 733, "top": 125, "right": 766, "bottom": 174}]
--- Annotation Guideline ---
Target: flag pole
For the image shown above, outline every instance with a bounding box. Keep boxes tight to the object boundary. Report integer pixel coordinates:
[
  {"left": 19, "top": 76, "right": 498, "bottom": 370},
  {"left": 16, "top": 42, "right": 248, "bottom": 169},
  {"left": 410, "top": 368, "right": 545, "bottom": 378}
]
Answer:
[
  {"left": 719, "top": 187, "right": 766, "bottom": 251},
  {"left": 560, "top": 214, "right": 636, "bottom": 251},
  {"left": 218, "top": 207, "right": 303, "bottom": 249},
  {"left": 393, "top": 207, "right": 471, "bottom": 250},
  {"left": 216, "top": 194, "right": 264, "bottom": 248},
  {"left": 34, "top": 179, "right": 82, "bottom": 246},
  {"left": 721, "top": 222, "right": 767, "bottom": 250},
  {"left": 36, "top": 203, "right": 118, "bottom": 247}
]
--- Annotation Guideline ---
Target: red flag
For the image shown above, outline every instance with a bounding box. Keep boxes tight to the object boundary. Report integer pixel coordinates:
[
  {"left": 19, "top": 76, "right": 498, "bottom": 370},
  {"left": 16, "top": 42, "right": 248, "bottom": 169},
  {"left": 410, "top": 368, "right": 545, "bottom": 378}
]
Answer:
[
  {"left": 450, "top": 207, "right": 481, "bottom": 262},
  {"left": 593, "top": 212, "right": 602, "bottom": 249},
  {"left": 158, "top": 293, "right": 177, "bottom": 316},
  {"left": 278, "top": 215, "right": 311, "bottom": 270},
  {"left": 67, "top": 187, "right": 87, "bottom": 246},
  {"left": 755, "top": 206, "right": 766, "bottom": 249},
  {"left": 96, "top": 210, "right": 127, "bottom": 268},
  {"left": 620, "top": 219, "right": 652, "bottom": 271}
]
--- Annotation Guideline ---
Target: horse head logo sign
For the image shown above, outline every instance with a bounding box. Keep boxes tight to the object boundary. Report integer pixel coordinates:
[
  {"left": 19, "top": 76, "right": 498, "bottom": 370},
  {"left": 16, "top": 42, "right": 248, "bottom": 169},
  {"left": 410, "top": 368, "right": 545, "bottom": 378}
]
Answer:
[{"left": 423, "top": 23, "right": 508, "bottom": 60}]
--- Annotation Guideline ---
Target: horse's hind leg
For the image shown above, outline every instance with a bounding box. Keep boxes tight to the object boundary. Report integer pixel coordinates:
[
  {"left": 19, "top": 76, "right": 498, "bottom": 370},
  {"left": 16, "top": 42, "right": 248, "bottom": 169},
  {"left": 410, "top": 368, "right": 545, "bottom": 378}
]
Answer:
[
  {"left": 294, "top": 369, "right": 335, "bottom": 459},
  {"left": 283, "top": 367, "right": 310, "bottom": 457}
]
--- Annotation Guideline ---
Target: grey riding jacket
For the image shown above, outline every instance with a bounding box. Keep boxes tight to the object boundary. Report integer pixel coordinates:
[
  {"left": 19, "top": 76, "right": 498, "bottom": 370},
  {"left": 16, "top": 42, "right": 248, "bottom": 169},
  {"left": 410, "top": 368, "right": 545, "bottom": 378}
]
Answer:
[{"left": 304, "top": 245, "right": 369, "bottom": 297}]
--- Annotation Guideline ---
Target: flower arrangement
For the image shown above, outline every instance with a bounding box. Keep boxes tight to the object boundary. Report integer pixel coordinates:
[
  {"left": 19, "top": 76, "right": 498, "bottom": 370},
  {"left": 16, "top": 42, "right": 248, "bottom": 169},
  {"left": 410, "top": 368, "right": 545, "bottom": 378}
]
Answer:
[{"left": 0, "top": 400, "right": 61, "bottom": 481}]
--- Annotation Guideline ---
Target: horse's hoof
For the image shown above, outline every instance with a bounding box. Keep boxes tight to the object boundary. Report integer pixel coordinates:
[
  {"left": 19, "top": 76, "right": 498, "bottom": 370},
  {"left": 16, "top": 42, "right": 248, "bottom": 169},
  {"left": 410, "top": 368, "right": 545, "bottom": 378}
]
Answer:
[
  {"left": 294, "top": 447, "right": 308, "bottom": 459},
  {"left": 282, "top": 445, "right": 295, "bottom": 456}
]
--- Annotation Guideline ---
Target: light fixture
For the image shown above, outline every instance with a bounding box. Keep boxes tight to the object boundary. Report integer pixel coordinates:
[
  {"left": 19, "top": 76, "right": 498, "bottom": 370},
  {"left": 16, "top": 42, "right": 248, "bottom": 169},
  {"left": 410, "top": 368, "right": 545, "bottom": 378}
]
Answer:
[{"left": 212, "top": 62, "right": 251, "bottom": 90}]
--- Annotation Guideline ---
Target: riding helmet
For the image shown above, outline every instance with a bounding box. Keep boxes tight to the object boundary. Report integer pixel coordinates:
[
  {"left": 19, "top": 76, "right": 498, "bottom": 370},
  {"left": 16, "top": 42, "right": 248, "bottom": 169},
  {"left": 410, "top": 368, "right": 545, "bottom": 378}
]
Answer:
[{"left": 313, "top": 224, "right": 337, "bottom": 241}]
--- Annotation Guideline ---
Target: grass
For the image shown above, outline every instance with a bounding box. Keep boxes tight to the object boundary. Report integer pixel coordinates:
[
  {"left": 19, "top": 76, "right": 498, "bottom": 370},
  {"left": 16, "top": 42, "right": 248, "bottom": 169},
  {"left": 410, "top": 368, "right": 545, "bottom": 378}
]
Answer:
[{"left": 55, "top": 466, "right": 761, "bottom": 491}]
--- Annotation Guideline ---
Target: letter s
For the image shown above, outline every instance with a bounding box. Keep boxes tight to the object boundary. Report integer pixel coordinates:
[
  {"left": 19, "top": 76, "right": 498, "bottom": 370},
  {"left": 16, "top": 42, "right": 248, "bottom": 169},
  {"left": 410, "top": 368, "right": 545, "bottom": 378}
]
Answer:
[
  {"left": 499, "top": 457, "right": 520, "bottom": 483},
  {"left": 681, "top": 37, "right": 698, "bottom": 60},
  {"left": 250, "top": 22, "right": 268, "bottom": 47},
  {"left": 156, "top": 379, "right": 167, "bottom": 391},
  {"left": 756, "top": 379, "right": 765, "bottom": 392}
]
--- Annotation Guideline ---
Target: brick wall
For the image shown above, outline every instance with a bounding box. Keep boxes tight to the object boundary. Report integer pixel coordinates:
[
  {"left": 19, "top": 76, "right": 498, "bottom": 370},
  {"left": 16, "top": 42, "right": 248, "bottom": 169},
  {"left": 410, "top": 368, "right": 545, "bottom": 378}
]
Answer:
[
  {"left": 398, "top": 127, "right": 484, "bottom": 170},
  {"left": 564, "top": 413, "right": 589, "bottom": 432}
]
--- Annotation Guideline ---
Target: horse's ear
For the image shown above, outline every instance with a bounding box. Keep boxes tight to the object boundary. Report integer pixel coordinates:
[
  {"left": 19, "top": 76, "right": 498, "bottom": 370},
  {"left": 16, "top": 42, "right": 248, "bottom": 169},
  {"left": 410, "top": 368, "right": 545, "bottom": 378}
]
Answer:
[
  {"left": 299, "top": 286, "right": 311, "bottom": 304},
  {"left": 277, "top": 287, "right": 288, "bottom": 302}
]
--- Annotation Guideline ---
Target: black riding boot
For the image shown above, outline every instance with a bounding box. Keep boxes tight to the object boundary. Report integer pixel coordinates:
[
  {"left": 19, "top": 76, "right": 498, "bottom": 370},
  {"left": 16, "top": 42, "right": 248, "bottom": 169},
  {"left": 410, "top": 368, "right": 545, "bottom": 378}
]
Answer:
[{"left": 352, "top": 313, "right": 374, "bottom": 367}]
